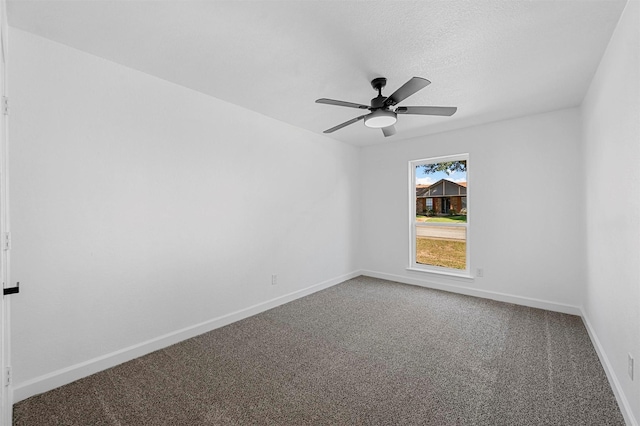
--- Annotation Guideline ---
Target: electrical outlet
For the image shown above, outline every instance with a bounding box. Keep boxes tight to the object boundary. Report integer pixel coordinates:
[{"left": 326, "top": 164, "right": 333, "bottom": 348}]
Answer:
[
  {"left": 271, "top": 274, "right": 277, "bottom": 285},
  {"left": 629, "top": 353, "right": 634, "bottom": 380},
  {"left": 476, "top": 268, "right": 484, "bottom": 278}
]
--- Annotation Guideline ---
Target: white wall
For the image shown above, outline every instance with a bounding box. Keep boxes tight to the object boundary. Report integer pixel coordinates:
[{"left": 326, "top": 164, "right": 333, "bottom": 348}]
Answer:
[
  {"left": 581, "top": 0, "right": 640, "bottom": 423},
  {"left": 8, "top": 29, "right": 360, "bottom": 398},
  {"left": 360, "top": 108, "right": 585, "bottom": 311}
]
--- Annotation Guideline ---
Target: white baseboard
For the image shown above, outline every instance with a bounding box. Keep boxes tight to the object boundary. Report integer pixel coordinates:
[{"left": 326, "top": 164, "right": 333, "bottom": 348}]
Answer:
[
  {"left": 581, "top": 311, "right": 638, "bottom": 426},
  {"left": 361, "top": 270, "right": 582, "bottom": 315},
  {"left": 12, "top": 270, "right": 360, "bottom": 403}
]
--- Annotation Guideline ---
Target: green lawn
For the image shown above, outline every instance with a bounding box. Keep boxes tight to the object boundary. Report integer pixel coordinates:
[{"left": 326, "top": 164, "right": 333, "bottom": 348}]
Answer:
[
  {"left": 416, "top": 237, "right": 466, "bottom": 269},
  {"left": 416, "top": 215, "right": 467, "bottom": 223}
]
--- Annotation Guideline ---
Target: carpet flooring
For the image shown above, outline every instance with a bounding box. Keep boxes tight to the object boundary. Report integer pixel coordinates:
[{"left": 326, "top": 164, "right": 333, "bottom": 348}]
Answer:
[{"left": 13, "top": 276, "right": 625, "bottom": 425}]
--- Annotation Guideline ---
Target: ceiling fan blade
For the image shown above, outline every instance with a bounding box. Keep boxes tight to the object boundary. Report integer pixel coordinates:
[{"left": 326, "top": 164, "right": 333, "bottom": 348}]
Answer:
[
  {"left": 396, "top": 106, "right": 457, "bottom": 116},
  {"left": 381, "top": 125, "right": 396, "bottom": 137},
  {"left": 316, "top": 98, "right": 369, "bottom": 109},
  {"left": 385, "top": 77, "right": 431, "bottom": 106},
  {"left": 323, "top": 115, "right": 367, "bottom": 133}
]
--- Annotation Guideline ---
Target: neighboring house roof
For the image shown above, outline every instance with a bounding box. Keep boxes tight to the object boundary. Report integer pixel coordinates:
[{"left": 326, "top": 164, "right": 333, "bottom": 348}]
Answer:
[{"left": 416, "top": 179, "right": 467, "bottom": 197}]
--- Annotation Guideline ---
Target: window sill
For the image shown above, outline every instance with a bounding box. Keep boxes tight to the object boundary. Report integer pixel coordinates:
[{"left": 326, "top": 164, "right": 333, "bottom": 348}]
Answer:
[{"left": 406, "top": 267, "right": 474, "bottom": 280}]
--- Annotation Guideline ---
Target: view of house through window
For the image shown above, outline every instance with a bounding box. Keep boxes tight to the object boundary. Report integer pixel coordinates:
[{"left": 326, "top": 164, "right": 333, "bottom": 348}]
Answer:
[{"left": 410, "top": 155, "right": 468, "bottom": 273}]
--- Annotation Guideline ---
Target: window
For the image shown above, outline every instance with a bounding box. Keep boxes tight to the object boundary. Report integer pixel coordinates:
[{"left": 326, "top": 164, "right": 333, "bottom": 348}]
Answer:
[{"left": 409, "top": 154, "right": 469, "bottom": 276}]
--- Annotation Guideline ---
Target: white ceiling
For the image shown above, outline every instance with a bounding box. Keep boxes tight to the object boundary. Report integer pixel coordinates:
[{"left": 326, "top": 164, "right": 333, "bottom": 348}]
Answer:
[{"left": 6, "top": 0, "right": 627, "bottom": 146}]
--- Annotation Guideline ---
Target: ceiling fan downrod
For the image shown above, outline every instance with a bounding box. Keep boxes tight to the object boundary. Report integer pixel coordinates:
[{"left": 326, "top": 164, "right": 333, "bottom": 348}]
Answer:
[{"left": 370, "top": 77, "right": 387, "bottom": 109}]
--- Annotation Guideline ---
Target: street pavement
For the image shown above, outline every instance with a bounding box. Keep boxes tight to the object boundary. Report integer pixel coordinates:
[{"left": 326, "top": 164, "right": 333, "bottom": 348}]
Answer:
[{"left": 416, "top": 225, "right": 466, "bottom": 241}]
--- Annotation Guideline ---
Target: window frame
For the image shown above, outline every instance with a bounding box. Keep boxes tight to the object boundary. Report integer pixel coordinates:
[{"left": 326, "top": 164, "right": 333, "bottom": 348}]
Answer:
[{"left": 408, "top": 154, "right": 471, "bottom": 278}]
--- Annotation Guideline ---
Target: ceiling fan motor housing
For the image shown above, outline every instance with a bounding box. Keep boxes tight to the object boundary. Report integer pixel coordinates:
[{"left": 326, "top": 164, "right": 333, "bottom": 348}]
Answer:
[{"left": 370, "top": 95, "right": 387, "bottom": 109}]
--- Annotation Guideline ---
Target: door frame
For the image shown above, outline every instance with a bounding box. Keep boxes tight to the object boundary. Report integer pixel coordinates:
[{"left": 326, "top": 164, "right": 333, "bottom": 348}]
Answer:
[{"left": 0, "top": 0, "right": 11, "bottom": 423}]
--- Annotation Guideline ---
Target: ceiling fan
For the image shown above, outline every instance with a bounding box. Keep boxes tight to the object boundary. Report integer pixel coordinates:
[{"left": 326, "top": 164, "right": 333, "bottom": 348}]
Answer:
[{"left": 316, "top": 77, "right": 457, "bottom": 137}]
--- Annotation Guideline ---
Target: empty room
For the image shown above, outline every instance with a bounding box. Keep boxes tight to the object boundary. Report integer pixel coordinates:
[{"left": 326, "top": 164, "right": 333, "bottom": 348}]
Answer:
[{"left": 0, "top": 0, "right": 637, "bottom": 424}]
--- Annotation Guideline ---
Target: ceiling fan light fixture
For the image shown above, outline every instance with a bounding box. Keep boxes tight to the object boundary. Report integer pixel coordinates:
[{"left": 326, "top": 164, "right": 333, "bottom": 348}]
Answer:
[{"left": 364, "top": 109, "right": 397, "bottom": 128}]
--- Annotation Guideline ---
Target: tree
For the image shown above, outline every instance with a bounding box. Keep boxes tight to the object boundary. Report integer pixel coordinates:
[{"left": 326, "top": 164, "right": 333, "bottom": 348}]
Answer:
[{"left": 419, "top": 161, "right": 466, "bottom": 175}]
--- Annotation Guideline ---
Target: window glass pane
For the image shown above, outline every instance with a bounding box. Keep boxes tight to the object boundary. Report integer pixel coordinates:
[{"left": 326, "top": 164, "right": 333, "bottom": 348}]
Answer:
[{"left": 415, "top": 227, "right": 466, "bottom": 270}]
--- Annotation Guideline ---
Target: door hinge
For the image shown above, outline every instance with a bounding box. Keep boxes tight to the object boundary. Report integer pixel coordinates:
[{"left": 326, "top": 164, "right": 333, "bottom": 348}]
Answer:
[
  {"left": 2, "top": 232, "right": 10, "bottom": 250},
  {"left": 4, "top": 367, "right": 11, "bottom": 387},
  {"left": 2, "top": 96, "right": 7, "bottom": 116}
]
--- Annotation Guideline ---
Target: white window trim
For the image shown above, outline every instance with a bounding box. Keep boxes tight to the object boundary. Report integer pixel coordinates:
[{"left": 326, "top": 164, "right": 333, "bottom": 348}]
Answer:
[{"left": 408, "top": 153, "right": 471, "bottom": 278}]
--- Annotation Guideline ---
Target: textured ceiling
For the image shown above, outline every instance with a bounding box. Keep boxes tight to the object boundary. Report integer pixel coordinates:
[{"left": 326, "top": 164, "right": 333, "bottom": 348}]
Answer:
[{"left": 6, "top": 0, "right": 627, "bottom": 146}]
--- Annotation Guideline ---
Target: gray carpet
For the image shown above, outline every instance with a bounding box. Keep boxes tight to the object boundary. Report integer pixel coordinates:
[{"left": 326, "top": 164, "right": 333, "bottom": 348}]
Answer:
[{"left": 13, "top": 276, "right": 625, "bottom": 425}]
